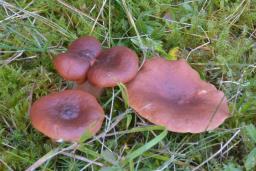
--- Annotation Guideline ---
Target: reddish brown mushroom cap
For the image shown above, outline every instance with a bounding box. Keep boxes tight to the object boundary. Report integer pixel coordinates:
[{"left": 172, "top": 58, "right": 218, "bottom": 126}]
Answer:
[
  {"left": 54, "top": 36, "right": 102, "bottom": 83},
  {"left": 127, "top": 57, "right": 230, "bottom": 133},
  {"left": 68, "top": 36, "right": 101, "bottom": 64},
  {"left": 87, "top": 46, "right": 139, "bottom": 88},
  {"left": 30, "top": 90, "right": 105, "bottom": 142},
  {"left": 54, "top": 53, "right": 90, "bottom": 83}
]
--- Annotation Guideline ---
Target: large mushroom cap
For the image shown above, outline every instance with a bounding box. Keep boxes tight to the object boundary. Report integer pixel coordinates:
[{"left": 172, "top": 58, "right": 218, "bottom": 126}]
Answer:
[
  {"left": 30, "top": 90, "right": 105, "bottom": 142},
  {"left": 68, "top": 36, "right": 101, "bottom": 64},
  {"left": 127, "top": 57, "right": 230, "bottom": 133},
  {"left": 54, "top": 53, "right": 90, "bottom": 83},
  {"left": 87, "top": 46, "right": 139, "bottom": 88}
]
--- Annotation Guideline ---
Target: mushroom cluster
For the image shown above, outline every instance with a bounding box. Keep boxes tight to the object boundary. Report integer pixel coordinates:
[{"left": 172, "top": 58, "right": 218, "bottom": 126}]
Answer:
[
  {"left": 30, "top": 36, "right": 139, "bottom": 142},
  {"left": 30, "top": 35, "right": 230, "bottom": 142}
]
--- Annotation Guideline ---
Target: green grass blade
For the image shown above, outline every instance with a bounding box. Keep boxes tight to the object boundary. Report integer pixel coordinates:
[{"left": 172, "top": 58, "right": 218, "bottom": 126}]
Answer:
[
  {"left": 117, "top": 83, "right": 129, "bottom": 108},
  {"left": 245, "top": 147, "right": 256, "bottom": 171},
  {"left": 125, "top": 129, "right": 168, "bottom": 162},
  {"left": 245, "top": 124, "right": 256, "bottom": 144}
]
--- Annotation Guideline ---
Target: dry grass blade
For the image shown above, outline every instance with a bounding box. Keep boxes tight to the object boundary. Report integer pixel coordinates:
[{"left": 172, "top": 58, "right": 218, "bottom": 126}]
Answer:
[
  {"left": 0, "top": 157, "right": 13, "bottom": 171},
  {"left": 25, "top": 143, "right": 78, "bottom": 171},
  {"left": 60, "top": 152, "right": 103, "bottom": 167},
  {"left": 121, "top": 0, "right": 146, "bottom": 69},
  {"left": 56, "top": 0, "right": 106, "bottom": 30},
  {"left": 192, "top": 129, "right": 241, "bottom": 171}
]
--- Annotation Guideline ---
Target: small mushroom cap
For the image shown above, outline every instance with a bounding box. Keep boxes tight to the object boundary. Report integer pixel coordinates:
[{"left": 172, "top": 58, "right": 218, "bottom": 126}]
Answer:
[
  {"left": 30, "top": 90, "right": 105, "bottom": 142},
  {"left": 87, "top": 46, "right": 139, "bottom": 88},
  {"left": 53, "top": 53, "right": 90, "bottom": 83},
  {"left": 68, "top": 36, "right": 101, "bottom": 64},
  {"left": 127, "top": 57, "right": 230, "bottom": 133}
]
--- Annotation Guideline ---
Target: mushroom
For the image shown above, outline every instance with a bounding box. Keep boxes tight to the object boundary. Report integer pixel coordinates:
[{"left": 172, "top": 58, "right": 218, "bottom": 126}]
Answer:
[
  {"left": 68, "top": 36, "right": 101, "bottom": 64},
  {"left": 126, "top": 57, "right": 230, "bottom": 133},
  {"left": 30, "top": 90, "right": 105, "bottom": 142},
  {"left": 54, "top": 52, "right": 91, "bottom": 83},
  {"left": 87, "top": 46, "right": 139, "bottom": 88},
  {"left": 53, "top": 36, "right": 103, "bottom": 97}
]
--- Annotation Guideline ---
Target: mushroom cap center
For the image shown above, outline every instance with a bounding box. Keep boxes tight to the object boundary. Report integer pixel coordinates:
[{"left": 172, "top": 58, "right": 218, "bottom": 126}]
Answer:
[
  {"left": 77, "top": 49, "right": 95, "bottom": 62},
  {"left": 58, "top": 104, "right": 80, "bottom": 120}
]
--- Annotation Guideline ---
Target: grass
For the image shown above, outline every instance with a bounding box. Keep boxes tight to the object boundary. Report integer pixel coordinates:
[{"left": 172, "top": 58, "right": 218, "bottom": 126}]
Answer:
[{"left": 0, "top": 0, "right": 256, "bottom": 170}]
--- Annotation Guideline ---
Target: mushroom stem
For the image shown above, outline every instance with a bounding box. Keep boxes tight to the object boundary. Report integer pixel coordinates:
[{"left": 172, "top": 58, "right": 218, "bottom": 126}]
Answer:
[{"left": 74, "top": 81, "right": 103, "bottom": 99}]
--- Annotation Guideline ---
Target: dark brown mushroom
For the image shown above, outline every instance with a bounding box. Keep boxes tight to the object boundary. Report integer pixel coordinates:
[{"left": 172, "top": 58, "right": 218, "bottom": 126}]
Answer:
[
  {"left": 87, "top": 46, "right": 139, "bottom": 88},
  {"left": 30, "top": 90, "right": 105, "bottom": 142},
  {"left": 127, "top": 57, "right": 230, "bottom": 133},
  {"left": 53, "top": 36, "right": 101, "bottom": 83}
]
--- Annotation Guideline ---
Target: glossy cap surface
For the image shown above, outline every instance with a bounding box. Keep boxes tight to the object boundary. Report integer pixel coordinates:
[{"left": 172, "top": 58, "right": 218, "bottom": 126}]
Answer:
[
  {"left": 127, "top": 57, "right": 230, "bottom": 133},
  {"left": 30, "top": 90, "right": 105, "bottom": 142},
  {"left": 54, "top": 36, "right": 102, "bottom": 83},
  {"left": 68, "top": 36, "right": 101, "bottom": 64},
  {"left": 88, "top": 46, "right": 139, "bottom": 87}
]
